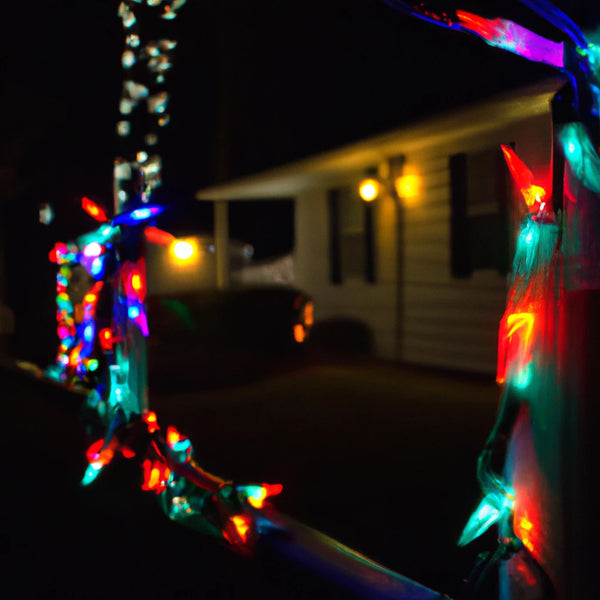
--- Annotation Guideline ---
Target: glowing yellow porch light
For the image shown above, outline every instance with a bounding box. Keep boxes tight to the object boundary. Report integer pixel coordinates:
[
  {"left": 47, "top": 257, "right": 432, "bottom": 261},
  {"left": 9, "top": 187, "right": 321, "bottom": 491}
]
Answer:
[
  {"left": 358, "top": 178, "right": 381, "bottom": 202},
  {"left": 169, "top": 239, "right": 198, "bottom": 264},
  {"left": 394, "top": 174, "right": 421, "bottom": 201}
]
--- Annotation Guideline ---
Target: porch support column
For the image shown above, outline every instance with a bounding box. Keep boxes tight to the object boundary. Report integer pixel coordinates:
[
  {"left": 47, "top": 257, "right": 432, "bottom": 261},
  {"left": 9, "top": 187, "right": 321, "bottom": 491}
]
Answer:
[{"left": 214, "top": 201, "right": 230, "bottom": 289}]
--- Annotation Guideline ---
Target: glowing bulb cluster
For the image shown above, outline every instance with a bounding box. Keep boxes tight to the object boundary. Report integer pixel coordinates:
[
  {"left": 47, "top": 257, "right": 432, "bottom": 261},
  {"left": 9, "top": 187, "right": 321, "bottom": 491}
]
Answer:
[
  {"left": 142, "top": 459, "right": 172, "bottom": 494},
  {"left": 238, "top": 483, "right": 284, "bottom": 509},
  {"left": 48, "top": 196, "right": 158, "bottom": 385},
  {"left": 500, "top": 145, "right": 548, "bottom": 217},
  {"left": 121, "top": 260, "right": 149, "bottom": 337},
  {"left": 82, "top": 197, "right": 109, "bottom": 222},
  {"left": 50, "top": 259, "right": 105, "bottom": 383},
  {"left": 458, "top": 487, "right": 515, "bottom": 547},
  {"left": 455, "top": 10, "right": 564, "bottom": 68},
  {"left": 166, "top": 426, "right": 193, "bottom": 462}
]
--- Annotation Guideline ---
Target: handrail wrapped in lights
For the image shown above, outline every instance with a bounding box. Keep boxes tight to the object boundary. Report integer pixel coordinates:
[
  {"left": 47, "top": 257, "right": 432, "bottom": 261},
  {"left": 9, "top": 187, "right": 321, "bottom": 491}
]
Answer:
[
  {"left": 39, "top": 0, "right": 600, "bottom": 598},
  {"left": 381, "top": 1, "right": 600, "bottom": 597}
]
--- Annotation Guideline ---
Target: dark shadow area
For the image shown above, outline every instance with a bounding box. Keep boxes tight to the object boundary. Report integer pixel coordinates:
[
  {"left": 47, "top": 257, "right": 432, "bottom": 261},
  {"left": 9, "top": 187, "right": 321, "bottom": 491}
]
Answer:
[
  {"left": 307, "top": 317, "right": 374, "bottom": 358},
  {"left": 1, "top": 353, "right": 500, "bottom": 599},
  {"left": 147, "top": 286, "right": 311, "bottom": 392}
]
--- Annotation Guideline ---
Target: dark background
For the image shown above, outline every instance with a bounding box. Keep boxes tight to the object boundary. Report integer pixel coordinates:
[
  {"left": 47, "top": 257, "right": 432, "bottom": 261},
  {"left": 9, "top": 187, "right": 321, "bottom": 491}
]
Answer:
[
  {"left": 1, "top": 4, "right": 600, "bottom": 597},
  {"left": 1, "top": 0, "right": 600, "bottom": 362},
  {"left": 4, "top": 1, "right": 599, "bottom": 216}
]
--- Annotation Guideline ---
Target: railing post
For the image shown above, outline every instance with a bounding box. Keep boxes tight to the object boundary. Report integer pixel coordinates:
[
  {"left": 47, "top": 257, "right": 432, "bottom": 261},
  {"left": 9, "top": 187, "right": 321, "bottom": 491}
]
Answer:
[{"left": 215, "top": 201, "right": 230, "bottom": 289}]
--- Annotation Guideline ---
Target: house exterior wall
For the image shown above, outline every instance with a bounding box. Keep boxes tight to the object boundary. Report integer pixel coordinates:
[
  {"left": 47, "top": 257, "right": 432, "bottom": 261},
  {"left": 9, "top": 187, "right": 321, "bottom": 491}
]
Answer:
[
  {"left": 401, "top": 112, "right": 551, "bottom": 373},
  {"left": 295, "top": 110, "right": 552, "bottom": 374},
  {"left": 146, "top": 236, "right": 217, "bottom": 296},
  {"left": 146, "top": 236, "right": 257, "bottom": 296},
  {"left": 295, "top": 187, "right": 398, "bottom": 357}
]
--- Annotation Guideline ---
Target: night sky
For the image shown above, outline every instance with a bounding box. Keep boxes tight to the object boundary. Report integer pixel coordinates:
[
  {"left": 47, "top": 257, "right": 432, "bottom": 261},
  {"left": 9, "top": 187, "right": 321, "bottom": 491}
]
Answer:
[{"left": 1, "top": 1, "right": 599, "bottom": 257}]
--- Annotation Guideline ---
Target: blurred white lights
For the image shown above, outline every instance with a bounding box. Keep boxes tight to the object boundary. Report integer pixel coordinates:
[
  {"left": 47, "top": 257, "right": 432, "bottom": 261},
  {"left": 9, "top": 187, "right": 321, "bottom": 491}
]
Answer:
[{"left": 39, "top": 203, "right": 54, "bottom": 225}]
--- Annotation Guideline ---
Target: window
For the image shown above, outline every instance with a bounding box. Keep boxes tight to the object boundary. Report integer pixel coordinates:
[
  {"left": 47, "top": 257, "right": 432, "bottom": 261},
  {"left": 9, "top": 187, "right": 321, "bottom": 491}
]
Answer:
[
  {"left": 328, "top": 186, "right": 376, "bottom": 284},
  {"left": 449, "top": 147, "right": 510, "bottom": 278}
]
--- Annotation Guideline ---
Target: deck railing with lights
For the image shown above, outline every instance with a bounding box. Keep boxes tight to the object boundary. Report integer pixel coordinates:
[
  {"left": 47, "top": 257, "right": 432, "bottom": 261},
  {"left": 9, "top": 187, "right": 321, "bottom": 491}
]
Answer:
[{"left": 12, "top": 1, "right": 600, "bottom": 599}]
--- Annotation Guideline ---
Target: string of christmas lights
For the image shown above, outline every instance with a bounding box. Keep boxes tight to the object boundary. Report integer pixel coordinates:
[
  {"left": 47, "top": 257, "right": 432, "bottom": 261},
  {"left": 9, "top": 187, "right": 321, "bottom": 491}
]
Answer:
[
  {"left": 382, "top": 2, "right": 600, "bottom": 595},
  {"left": 44, "top": 0, "right": 286, "bottom": 556},
  {"left": 40, "top": 0, "right": 600, "bottom": 596}
]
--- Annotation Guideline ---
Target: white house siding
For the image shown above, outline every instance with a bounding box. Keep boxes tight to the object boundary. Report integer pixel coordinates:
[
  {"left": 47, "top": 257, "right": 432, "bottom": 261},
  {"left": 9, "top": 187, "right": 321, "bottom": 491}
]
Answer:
[
  {"left": 400, "top": 112, "right": 552, "bottom": 373},
  {"left": 196, "top": 82, "right": 560, "bottom": 375},
  {"left": 294, "top": 111, "right": 551, "bottom": 373},
  {"left": 294, "top": 188, "right": 398, "bottom": 357}
]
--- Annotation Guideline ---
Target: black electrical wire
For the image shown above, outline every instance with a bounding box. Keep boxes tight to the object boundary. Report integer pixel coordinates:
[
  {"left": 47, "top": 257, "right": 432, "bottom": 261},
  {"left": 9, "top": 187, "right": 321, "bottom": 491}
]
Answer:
[
  {"left": 459, "top": 539, "right": 516, "bottom": 600},
  {"left": 459, "top": 537, "right": 557, "bottom": 600}
]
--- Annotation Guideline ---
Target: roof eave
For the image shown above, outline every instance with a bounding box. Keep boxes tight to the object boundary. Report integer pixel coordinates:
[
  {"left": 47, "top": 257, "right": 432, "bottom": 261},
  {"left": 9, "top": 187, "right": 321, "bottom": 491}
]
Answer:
[{"left": 196, "top": 77, "right": 566, "bottom": 202}]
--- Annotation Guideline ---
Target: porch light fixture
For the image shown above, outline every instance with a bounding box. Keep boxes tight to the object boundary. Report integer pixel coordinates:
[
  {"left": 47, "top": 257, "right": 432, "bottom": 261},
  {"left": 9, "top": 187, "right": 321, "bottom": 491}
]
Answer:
[
  {"left": 394, "top": 173, "right": 421, "bottom": 200},
  {"left": 358, "top": 178, "right": 381, "bottom": 202},
  {"left": 170, "top": 238, "right": 198, "bottom": 264},
  {"left": 358, "top": 156, "right": 418, "bottom": 203}
]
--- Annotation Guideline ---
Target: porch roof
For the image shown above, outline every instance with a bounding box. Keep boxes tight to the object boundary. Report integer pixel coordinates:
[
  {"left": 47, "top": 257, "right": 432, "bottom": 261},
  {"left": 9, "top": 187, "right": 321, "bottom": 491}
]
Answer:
[{"left": 195, "top": 78, "right": 564, "bottom": 202}]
